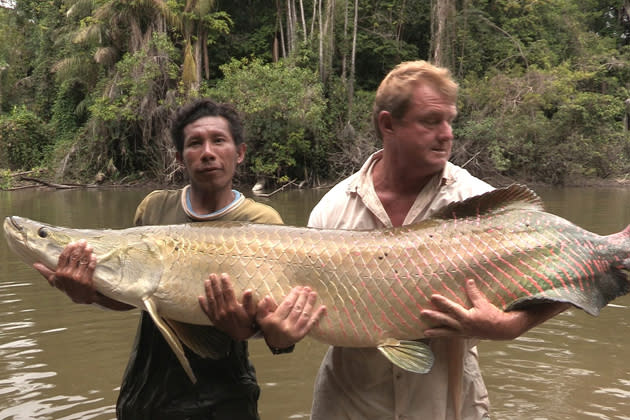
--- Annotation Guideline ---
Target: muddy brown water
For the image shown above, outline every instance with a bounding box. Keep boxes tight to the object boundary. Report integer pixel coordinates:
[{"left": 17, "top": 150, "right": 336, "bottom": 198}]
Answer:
[{"left": 1, "top": 186, "right": 629, "bottom": 419}]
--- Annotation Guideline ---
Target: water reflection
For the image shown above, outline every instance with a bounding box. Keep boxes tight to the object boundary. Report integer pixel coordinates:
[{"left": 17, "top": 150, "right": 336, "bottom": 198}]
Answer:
[{"left": 0, "top": 186, "right": 629, "bottom": 419}]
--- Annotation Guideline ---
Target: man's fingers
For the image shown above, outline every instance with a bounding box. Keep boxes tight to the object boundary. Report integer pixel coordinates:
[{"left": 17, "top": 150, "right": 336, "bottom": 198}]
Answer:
[
  {"left": 423, "top": 326, "right": 458, "bottom": 338},
  {"left": 300, "top": 290, "right": 316, "bottom": 318},
  {"left": 290, "top": 287, "right": 310, "bottom": 319},
  {"left": 422, "top": 308, "right": 460, "bottom": 328},
  {"left": 305, "top": 304, "right": 326, "bottom": 330},
  {"left": 201, "top": 276, "right": 217, "bottom": 318},
  {"left": 429, "top": 294, "right": 467, "bottom": 318},
  {"left": 275, "top": 287, "right": 301, "bottom": 319},
  {"left": 33, "top": 263, "right": 54, "bottom": 283},
  {"left": 256, "top": 296, "right": 276, "bottom": 319},
  {"left": 219, "top": 273, "right": 237, "bottom": 302},
  {"left": 242, "top": 290, "right": 256, "bottom": 318},
  {"left": 209, "top": 273, "right": 225, "bottom": 308},
  {"left": 464, "top": 279, "right": 485, "bottom": 307}
]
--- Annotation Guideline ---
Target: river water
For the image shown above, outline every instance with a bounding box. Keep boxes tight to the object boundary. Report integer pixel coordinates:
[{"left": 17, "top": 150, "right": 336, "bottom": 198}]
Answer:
[{"left": 0, "top": 185, "right": 629, "bottom": 419}]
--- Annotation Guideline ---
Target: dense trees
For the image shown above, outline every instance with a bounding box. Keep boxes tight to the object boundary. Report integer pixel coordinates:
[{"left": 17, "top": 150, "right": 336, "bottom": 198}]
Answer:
[{"left": 0, "top": 0, "right": 629, "bottom": 187}]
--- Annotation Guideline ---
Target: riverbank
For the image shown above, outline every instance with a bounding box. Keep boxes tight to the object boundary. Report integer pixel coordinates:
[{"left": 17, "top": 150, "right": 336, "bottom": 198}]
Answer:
[{"left": 2, "top": 169, "right": 630, "bottom": 193}]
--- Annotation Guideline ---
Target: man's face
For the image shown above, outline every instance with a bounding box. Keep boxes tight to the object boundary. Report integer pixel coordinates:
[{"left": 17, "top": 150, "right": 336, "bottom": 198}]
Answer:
[
  {"left": 176, "top": 116, "right": 245, "bottom": 192},
  {"left": 386, "top": 84, "right": 457, "bottom": 176}
]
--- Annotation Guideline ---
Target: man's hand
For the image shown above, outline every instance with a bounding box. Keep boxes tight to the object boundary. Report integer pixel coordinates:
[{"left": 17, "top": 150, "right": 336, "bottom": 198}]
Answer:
[
  {"left": 421, "top": 279, "right": 569, "bottom": 340},
  {"left": 198, "top": 273, "right": 257, "bottom": 341},
  {"left": 256, "top": 286, "right": 326, "bottom": 350},
  {"left": 33, "top": 240, "right": 99, "bottom": 304}
]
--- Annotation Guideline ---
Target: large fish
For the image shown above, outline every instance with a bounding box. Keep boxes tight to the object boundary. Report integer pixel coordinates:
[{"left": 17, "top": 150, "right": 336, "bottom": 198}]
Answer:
[{"left": 4, "top": 185, "right": 630, "bottom": 383}]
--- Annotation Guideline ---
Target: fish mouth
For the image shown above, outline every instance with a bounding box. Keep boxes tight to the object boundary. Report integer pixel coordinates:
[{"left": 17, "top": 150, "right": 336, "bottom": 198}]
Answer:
[
  {"left": 3, "top": 216, "right": 23, "bottom": 239},
  {"left": 9, "top": 216, "right": 23, "bottom": 232},
  {"left": 3, "top": 216, "right": 32, "bottom": 263}
]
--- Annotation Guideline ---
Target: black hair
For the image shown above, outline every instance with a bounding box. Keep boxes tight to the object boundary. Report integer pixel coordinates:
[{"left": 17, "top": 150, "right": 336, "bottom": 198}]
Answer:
[{"left": 170, "top": 98, "right": 245, "bottom": 154}]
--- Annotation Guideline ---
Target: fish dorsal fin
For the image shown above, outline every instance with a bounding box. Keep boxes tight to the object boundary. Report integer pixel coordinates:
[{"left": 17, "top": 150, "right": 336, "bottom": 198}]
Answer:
[
  {"left": 432, "top": 184, "right": 544, "bottom": 220},
  {"left": 166, "top": 320, "right": 232, "bottom": 359}
]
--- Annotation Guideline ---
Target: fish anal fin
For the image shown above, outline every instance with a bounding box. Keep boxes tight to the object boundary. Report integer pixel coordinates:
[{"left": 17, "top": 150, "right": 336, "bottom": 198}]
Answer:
[
  {"left": 377, "top": 339, "right": 435, "bottom": 374},
  {"left": 142, "top": 297, "right": 197, "bottom": 383},
  {"left": 432, "top": 184, "right": 544, "bottom": 220},
  {"left": 166, "top": 319, "right": 232, "bottom": 359}
]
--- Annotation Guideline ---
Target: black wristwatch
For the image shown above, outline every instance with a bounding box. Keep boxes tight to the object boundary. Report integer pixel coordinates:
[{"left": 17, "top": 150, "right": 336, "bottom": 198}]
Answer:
[{"left": 268, "top": 344, "right": 295, "bottom": 355}]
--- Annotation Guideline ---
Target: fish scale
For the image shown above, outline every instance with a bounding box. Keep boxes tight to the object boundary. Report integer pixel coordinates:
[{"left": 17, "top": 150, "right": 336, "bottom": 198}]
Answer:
[{"left": 4, "top": 184, "right": 630, "bottom": 381}]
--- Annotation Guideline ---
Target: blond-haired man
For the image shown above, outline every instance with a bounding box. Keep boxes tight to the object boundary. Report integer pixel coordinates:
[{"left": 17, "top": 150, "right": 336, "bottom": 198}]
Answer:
[{"left": 308, "top": 61, "right": 568, "bottom": 420}]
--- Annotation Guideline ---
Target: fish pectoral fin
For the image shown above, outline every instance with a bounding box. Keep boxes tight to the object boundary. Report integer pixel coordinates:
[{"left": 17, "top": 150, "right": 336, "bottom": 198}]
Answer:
[
  {"left": 142, "top": 297, "right": 197, "bottom": 384},
  {"left": 166, "top": 320, "right": 232, "bottom": 359},
  {"left": 377, "top": 339, "right": 435, "bottom": 374}
]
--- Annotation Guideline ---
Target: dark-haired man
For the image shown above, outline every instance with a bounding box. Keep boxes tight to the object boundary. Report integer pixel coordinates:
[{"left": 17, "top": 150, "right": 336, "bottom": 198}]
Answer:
[{"left": 34, "top": 98, "right": 324, "bottom": 419}]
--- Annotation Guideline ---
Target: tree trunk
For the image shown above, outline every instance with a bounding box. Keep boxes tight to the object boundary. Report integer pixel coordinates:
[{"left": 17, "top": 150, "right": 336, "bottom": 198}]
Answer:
[
  {"left": 341, "top": 0, "right": 348, "bottom": 82},
  {"left": 310, "top": 0, "right": 318, "bottom": 41},
  {"left": 318, "top": 0, "right": 324, "bottom": 79},
  {"left": 298, "top": 0, "right": 307, "bottom": 40},
  {"left": 431, "top": 0, "right": 456, "bottom": 68},
  {"left": 348, "top": 0, "right": 358, "bottom": 122}
]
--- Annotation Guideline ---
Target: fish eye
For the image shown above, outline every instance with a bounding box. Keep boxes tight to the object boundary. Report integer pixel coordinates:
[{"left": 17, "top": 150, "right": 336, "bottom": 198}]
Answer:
[{"left": 37, "top": 227, "right": 48, "bottom": 238}]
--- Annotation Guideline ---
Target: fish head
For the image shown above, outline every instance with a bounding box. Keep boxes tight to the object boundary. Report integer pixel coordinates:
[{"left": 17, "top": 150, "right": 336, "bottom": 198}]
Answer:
[
  {"left": 3, "top": 216, "right": 156, "bottom": 306},
  {"left": 3, "top": 216, "right": 76, "bottom": 270}
]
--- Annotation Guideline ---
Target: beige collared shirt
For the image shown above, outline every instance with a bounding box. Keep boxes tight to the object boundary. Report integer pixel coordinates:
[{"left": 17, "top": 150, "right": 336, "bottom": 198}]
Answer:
[{"left": 308, "top": 150, "right": 494, "bottom": 420}]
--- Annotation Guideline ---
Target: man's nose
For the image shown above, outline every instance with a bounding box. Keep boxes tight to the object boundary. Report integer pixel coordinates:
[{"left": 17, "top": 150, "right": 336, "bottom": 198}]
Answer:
[
  {"left": 438, "top": 121, "right": 453, "bottom": 140},
  {"left": 201, "top": 141, "right": 216, "bottom": 158}
]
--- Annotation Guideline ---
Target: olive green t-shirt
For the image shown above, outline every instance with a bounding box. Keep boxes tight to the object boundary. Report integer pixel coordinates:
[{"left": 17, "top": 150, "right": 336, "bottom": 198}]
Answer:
[{"left": 116, "top": 187, "right": 282, "bottom": 420}]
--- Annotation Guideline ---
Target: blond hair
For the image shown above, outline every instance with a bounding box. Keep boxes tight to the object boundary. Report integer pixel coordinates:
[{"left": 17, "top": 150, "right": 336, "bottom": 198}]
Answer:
[{"left": 373, "top": 61, "right": 458, "bottom": 140}]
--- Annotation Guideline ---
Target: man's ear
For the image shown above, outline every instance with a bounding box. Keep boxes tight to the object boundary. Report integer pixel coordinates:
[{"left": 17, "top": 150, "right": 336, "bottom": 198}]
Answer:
[
  {"left": 377, "top": 110, "right": 394, "bottom": 135},
  {"left": 236, "top": 143, "right": 246, "bottom": 164},
  {"left": 175, "top": 151, "right": 183, "bottom": 165}
]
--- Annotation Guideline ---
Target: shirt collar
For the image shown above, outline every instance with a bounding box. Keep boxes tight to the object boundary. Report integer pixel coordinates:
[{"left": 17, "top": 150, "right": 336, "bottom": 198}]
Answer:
[
  {"left": 181, "top": 185, "right": 245, "bottom": 221},
  {"left": 347, "top": 149, "right": 455, "bottom": 194}
]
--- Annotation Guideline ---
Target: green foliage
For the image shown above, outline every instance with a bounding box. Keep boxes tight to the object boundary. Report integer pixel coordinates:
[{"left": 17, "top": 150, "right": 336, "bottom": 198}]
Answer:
[
  {"left": 209, "top": 58, "right": 327, "bottom": 184},
  {"left": 0, "top": 106, "right": 52, "bottom": 170},
  {"left": 81, "top": 32, "right": 179, "bottom": 178},
  {"left": 457, "top": 65, "right": 630, "bottom": 184},
  {"left": 2, "top": 0, "right": 630, "bottom": 186}
]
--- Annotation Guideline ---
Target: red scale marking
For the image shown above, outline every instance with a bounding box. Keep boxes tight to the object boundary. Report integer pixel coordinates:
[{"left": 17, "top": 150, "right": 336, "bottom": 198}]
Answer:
[
  {"left": 461, "top": 234, "right": 515, "bottom": 303},
  {"left": 421, "top": 238, "right": 465, "bottom": 304},
  {"left": 373, "top": 276, "right": 404, "bottom": 335},
  {"left": 456, "top": 233, "right": 508, "bottom": 305},
  {"left": 347, "top": 284, "right": 376, "bottom": 340},
  {"left": 530, "top": 230, "right": 576, "bottom": 292},
  {"left": 505, "top": 259, "right": 544, "bottom": 293},
  {"left": 393, "top": 270, "right": 425, "bottom": 316},
  {"left": 474, "top": 232, "right": 528, "bottom": 298},
  {"left": 387, "top": 287, "right": 414, "bottom": 332},
  {"left": 482, "top": 252, "right": 532, "bottom": 296},
  {"left": 498, "top": 226, "right": 557, "bottom": 293},
  {"left": 412, "top": 241, "right": 441, "bottom": 296},
  {"left": 566, "top": 239, "right": 598, "bottom": 286},
  {"left": 330, "top": 306, "right": 349, "bottom": 339},
  {"left": 518, "top": 258, "right": 558, "bottom": 293},
  {"left": 553, "top": 233, "right": 589, "bottom": 292},
  {"left": 485, "top": 229, "right": 546, "bottom": 294},
  {"left": 431, "top": 232, "right": 475, "bottom": 305},
  {"left": 341, "top": 305, "right": 361, "bottom": 339},
  {"left": 360, "top": 280, "right": 385, "bottom": 335}
]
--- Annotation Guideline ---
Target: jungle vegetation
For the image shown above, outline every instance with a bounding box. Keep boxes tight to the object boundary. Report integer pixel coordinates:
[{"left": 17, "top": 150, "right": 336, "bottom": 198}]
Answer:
[{"left": 0, "top": 0, "right": 629, "bottom": 188}]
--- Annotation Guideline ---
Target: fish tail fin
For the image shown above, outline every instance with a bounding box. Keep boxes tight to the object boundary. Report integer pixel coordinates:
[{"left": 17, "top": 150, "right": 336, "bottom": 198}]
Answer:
[
  {"left": 377, "top": 339, "right": 434, "bottom": 374},
  {"left": 602, "top": 226, "right": 630, "bottom": 312}
]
